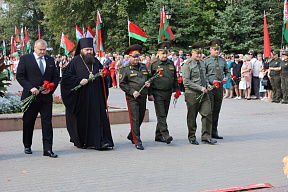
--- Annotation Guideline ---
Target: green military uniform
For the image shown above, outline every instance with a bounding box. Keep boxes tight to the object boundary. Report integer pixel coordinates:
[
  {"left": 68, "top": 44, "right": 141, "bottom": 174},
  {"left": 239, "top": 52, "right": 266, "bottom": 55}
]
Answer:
[
  {"left": 119, "top": 44, "right": 149, "bottom": 150},
  {"left": 183, "top": 41, "right": 216, "bottom": 144},
  {"left": 204, "top": 39, "right": 230, "bottom": 139},
  {"left": 280, "top": 51, "right": 288, "bottom": 104},
  {"left": 269, "top": 51, "right": 282, "bottom": 102},
  {"left": 147, "top": 41, "right": 178, "bottom": 144}
]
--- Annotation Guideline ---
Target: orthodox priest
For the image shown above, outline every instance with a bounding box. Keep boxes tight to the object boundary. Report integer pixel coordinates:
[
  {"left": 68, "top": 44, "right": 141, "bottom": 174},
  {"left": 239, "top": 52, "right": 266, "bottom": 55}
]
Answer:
[{"left": 61, "top": 38, "right": 114, "bottom": 150}]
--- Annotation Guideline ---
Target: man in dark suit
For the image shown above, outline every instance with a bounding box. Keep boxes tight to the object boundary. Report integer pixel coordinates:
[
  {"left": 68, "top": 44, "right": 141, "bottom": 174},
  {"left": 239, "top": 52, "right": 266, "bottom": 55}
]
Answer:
[{"left": 16, "top": 39, "right": 60, "bottom": 158}]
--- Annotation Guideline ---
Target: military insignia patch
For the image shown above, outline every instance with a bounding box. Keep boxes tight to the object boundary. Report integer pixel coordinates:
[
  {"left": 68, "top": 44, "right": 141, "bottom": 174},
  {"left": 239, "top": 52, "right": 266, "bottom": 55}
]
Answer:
[{"left": 119, "top": 74, "right": 123, "bottom": 79}]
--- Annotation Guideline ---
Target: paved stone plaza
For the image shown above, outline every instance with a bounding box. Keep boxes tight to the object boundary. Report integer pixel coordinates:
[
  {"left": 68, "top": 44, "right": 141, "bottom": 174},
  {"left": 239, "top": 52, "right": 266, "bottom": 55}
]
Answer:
[{"left": 1, "top": 81, "right": 288, "bottom": 191}]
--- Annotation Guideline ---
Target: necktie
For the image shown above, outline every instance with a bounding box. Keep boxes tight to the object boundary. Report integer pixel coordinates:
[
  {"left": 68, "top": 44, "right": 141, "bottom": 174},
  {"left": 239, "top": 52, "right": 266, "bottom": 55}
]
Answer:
[
  {"left": 215, "top": 57, "right": 222, "bottom": 80},
  {"left": 39, "top": 58, "right": 45, "bottom": 75},
  {"left": 197, "top": 62, "right": 206, "bottom": 87}
]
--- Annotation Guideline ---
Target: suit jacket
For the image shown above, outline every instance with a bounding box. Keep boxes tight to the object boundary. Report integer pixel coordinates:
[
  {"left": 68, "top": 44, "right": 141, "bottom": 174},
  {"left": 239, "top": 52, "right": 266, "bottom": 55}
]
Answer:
[{"left": 16, "top": 53, "right": 60, "bottom": 103}]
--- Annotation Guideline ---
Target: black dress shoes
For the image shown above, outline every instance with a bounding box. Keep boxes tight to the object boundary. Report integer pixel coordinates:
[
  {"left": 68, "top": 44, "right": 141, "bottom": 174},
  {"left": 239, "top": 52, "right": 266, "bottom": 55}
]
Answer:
[
  {"left": 189, "top": 140, "right": 199, "bottom": 145},
  {"left": 166, "top": 136, "right": 173, "bottom": 144},
  {"left": 212, "top": 134, "right": 223, "bottom": 139},
  {"left": 202, "top": 139, "right": 217, "bottom": 145},
  {"left": 127, "top": 136, "right": 135, "bottom": 144},
  {"left": 136, "top": 144, "right": 144, "bottom": 150},
  {"left": 100, "top": 143, "right": 110, "bottom": 150},
  {"left": 43, "top": 150, "right": 58, "bottom": 158},
  {"left": 24, "top": 147, "right": 32, "bottom": 154},
  {"left": 155, "top": 137, "right": 166, "bottom": 142}
]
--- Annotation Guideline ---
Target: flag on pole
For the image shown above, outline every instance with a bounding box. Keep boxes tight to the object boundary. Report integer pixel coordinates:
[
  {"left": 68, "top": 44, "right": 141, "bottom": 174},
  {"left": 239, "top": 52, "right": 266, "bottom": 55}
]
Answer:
[
  {"left": 11, "top": 36, "right": 17, "bottom": 57},
  {"left": 20, "top": 27, "right": 25, "bottom": 54},
  {"left": 15, "top": 26, "right": 20, "bottom": 42},
  {"left": 158, "top": 6, "right": 174, "bottom": 42},
  {"left": 83, "top": 27, "right": 86, "bottom": 38},
  {"left": 38, "top": 25, "right": 41, "bottom": 39},
  {"left": 24, "top": 27, "right": 31, "bottom": 53},
  {"left": 128, "top": 21, "right": 148, "bottom": 42},
  {"left": 86, "top": 26, "right": 97, "bottom": 53},
  {"left": 2, "top": 38, "right": 6, "bottom": 56},
  {"left": 284, "top": 0, "right": 288, "bottom": 43},
  {"left": 96, "top": 10, "right": 104, "bottom": 57},
  {"left": 264, "top": 11, "right": 271, "bottom": 59},
  {"left": 76, "top": 25, "right": 84, "bottom": 41},
  {"left": 60, "top": 33, "right": 75, "bottom": 55}
]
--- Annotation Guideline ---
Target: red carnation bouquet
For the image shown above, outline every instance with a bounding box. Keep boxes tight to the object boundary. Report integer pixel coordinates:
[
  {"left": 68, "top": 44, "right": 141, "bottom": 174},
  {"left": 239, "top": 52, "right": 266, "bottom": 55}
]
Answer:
[
  {"left": 172, "top": 90, "right": 181, "bottom": 108},
  {"left": 72, "top": 68, "right": 110, "bottom": 91},
  {"left": 196, "top": 81, "right": 220, "bottom": 103},
  {"left": 230, "top": 74, "right": 237, "bottom": 85},
  {"left": 21, "top": 80, "right": 55, "bottom": 112},
  {"left": 138, "top": 69, "right": 163, "bottom": 94}
]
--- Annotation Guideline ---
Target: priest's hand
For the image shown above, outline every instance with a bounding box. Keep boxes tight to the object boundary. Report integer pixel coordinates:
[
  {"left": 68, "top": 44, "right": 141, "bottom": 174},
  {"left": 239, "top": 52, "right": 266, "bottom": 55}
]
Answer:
[
  {"left": 148, "top": 95, "right": 154, "bottom": 101},
  {"left": 133, "top": 91, "right": 140, "bottom": 99},
  {"left": 145, "top": 81, "right": 150, "bottom": 88},
  {"left": 201, "top": 87, "right": 208, "bottom": 93},
  {"left": 41, "top": 89, "right": 50, "bottom": 94},
  {"left": 30, "top": 87, "right": 39, "bottom": 95},
  {"left": 80, "top": 79, "right": 88, "bottom": 86}
]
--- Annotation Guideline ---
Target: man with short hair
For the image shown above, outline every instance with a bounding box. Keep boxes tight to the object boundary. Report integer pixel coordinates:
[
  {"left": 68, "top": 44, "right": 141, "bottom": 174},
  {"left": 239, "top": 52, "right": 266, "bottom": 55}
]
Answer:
[
  {"left": 123, "top": 55, "right": 130, "bottom": 66},
  {"left": 204, "top": 39, "right": 230, "bottom": 139},
  {"left": 17, "top": 39, "right": 60, "bottom": 157},
  {"left": 183, "top": 41, "right": 217, "bottom": 145},
  {"left": 147, "top": 41, "right": 179, "bottom": 144},
  {"left": 119, "top": 44, "right": 150, "bottom": 150},
  {"left": 179, "top": 50, "right": 186, "bottom": 60},
  {"left": 61, "top": 38, "right": 114, "bottom": 150}
]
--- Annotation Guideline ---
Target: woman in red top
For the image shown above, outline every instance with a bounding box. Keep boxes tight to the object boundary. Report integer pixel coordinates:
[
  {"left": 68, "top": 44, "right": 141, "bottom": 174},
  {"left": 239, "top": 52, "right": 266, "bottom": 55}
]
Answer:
[{"left": 110, "top": 56, "right": 117, "bottom": 88}]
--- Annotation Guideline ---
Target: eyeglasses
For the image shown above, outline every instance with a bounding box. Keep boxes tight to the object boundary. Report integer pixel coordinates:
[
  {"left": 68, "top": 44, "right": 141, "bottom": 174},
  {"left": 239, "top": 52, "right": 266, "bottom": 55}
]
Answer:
[
  {"left": 249, "top": 54, "right": 253, "bottom": 55},
  {"left": 231, "top": 56, "right": 234, "bottom": 57},
  {"left": 186, "top": 55, "right": 190, "bottom": 56}
]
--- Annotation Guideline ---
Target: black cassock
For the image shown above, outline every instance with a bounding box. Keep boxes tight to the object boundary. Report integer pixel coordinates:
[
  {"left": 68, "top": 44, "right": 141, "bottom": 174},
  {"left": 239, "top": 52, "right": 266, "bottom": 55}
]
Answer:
[{"left": 61, "top": 55, "right": 114, "bottom": 149}]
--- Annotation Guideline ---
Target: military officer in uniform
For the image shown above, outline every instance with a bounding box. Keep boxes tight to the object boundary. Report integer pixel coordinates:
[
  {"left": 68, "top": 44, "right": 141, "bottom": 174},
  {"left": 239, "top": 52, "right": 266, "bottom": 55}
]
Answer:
[
  {"left": 204, "top": 39, "right": 230, "bottom": 139},
  {"left": 268, "top": 50, "right": 282, "bottom": 103},
  {"left": 280, "top": 51, "right": 288, "bottom": 104},
  {"left": 119, "top": 44, "right": 150, "bottom": 150},
  {"left": 147, "top": 41, "right": 179, "bottom": 144},
  {"left": 183, "top": 41, "right": 217, "bottom": 145}
]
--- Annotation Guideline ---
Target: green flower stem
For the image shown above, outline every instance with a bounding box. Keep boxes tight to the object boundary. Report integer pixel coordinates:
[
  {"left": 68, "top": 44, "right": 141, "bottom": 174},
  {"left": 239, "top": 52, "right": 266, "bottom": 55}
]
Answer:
[
  {"left": 71, "top": 73, "right": 102, "bottom": 91},
  {"left": 138, "top": 71, "right": 160, "bottom": 94}
]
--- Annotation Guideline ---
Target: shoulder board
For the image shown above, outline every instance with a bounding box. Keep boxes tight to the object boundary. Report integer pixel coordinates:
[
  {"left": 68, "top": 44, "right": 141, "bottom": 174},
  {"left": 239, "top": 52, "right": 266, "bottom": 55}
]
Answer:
[
  {"left": 203, "top": 56, "right": 210, "bottom": 60},
  {"left": 150, "top": 59, "right": 157, "bottom": 64},
  {"left": 185, "top": 59, "right": 193, "bottom": 64},
  {"left": 122, "top": 64, "right": 129, "bottom": 68}
]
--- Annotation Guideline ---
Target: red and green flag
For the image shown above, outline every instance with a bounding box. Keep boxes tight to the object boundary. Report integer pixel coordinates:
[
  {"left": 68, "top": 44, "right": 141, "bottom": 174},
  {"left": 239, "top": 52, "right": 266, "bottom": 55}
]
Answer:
[
  {"left": 38, "top": 25, "right": 41, "bottom": 40},
  {"left": 60, "top": 33, "right": 75, "bottom": 55},
  {"left": 158, "top": 6, "right": 174, "bottom": 43},
  {"left": 20, "top": 27, "right": 25, "bottom": 54},
  {"left": 128, "top": 21, "right": 148, "bottom": 42},
  {"left": 24, "top": 27, "right": 31, "bottom": 53},
  {"left": 76, "top": 25, "right": 84, "bottom": 41},
  {"left": 15, "top": 26, "right": 20, "bottom": 42},
  {"left": 11, "top": 35, "right": 17, "bottom": 57},
  {"left": 96, "top": 10, "right": 104, "bottom": 57},
  {"left": 264, "top": 11, "right": 271, "bottom": 59},
  {"left": 284, "top": 0, "right": 288, "bottom": 43},
  {"left": 2, "top": 38, "right": 6, "bottom": 56}
]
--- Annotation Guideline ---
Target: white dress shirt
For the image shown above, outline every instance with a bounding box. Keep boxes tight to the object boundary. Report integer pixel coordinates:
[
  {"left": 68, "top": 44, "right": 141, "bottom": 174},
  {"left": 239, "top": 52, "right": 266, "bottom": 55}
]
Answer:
[{"left": 33, "top": 52, "right": 46, "bottom": 72}]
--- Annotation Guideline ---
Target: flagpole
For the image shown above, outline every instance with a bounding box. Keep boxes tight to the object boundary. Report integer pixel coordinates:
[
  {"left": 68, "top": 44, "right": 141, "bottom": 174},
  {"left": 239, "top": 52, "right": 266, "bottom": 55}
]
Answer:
[{"left": 128, "top": 16, "right": 131, "bottom": 46}]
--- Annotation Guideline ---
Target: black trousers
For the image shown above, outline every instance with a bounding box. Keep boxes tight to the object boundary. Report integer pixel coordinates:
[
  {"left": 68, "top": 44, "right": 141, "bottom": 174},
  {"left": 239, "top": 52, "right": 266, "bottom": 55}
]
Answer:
[
  {"left": 22, "top": 101, "right": 53, "bottom": 151},
  {"left": 126, "top": 95, "right": 147, "bottom": 145}
]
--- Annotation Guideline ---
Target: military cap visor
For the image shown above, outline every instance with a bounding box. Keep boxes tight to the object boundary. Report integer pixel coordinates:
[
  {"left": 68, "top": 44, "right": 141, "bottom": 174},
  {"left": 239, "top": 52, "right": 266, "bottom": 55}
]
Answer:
[
  {"left": 191, "top": 41, "right": 206, "bottom": 53},
  {"left": 155, "top": 41, "right": 172, "bottom": 52},
  {"left": 272, "top": 50, "right": 280, "bottom": 55},
  {"left": 125, "top": 44, "right": 142, "bottom": 56},
  {"left": 208, "top": 39, "right": 222, "bottom": 49}
]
